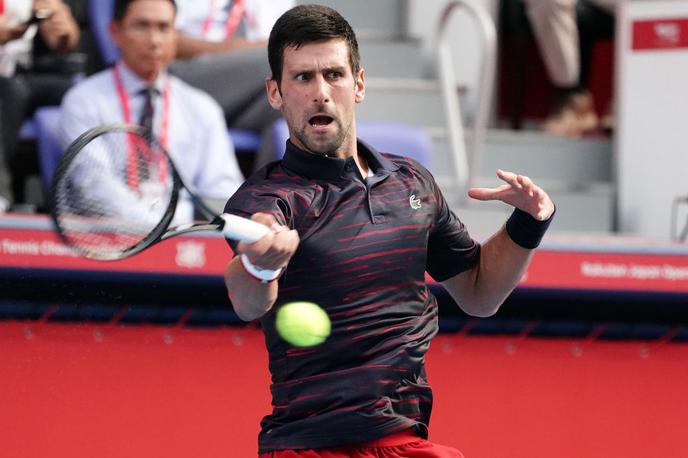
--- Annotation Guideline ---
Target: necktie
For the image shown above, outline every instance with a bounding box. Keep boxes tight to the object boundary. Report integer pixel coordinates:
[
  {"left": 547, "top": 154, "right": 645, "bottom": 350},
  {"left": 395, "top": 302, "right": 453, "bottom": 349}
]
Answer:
[
  {"left": 139, "top": 86, "right": 157, "bottom": 137},
  {"left": 135, "top": 86, "right": 157, "bottom": 184}
]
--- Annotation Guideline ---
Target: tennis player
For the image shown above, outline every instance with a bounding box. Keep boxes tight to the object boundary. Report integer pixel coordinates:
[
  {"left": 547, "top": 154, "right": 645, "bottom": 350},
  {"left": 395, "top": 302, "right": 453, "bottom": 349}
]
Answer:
[{"left": 223, "top": 5, "right": 555, "bottom": 457}]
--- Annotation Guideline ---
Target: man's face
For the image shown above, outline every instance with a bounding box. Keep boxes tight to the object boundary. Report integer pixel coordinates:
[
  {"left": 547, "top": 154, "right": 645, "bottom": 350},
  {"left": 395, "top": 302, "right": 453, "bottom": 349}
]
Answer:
[
  {"left": 266, "top": 39, "right": 365, "bottom": 158},
  {"left": 110, "top": 0, "right": 177, "bottom": 81}
]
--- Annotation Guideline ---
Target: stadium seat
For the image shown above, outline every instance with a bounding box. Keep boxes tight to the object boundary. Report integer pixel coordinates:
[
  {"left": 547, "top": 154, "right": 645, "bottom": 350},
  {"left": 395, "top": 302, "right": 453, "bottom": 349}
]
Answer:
[
  {"left": 19, "top": 119, "right": 36, "bottom": 140},
  {"left": 229, "top": 128, "right": 262, "bottom": 153},
  {"left": 88, "top": 0, "right": 119, "bottom": 66},
  {"left": 32, "top": 107, "right": 63, "bottom": 190},
  {"left": 269, "top": 118, "right": 433, "bottom": 169}
]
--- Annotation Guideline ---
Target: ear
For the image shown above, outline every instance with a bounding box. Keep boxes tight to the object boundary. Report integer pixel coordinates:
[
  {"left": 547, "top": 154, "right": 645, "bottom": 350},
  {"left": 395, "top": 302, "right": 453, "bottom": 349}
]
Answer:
[
  {"left": 354, "top": 68, "right": 365, "bottom": 104},
  {"left": 266, "top": 77, "right": 283, "bottom": 110}
]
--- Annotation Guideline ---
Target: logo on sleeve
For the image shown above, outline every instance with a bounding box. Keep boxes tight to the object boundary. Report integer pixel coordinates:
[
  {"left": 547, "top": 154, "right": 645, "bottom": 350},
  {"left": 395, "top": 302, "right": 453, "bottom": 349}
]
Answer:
[{"left": 409, "top": 194, "right": 422, "bottom": 210}]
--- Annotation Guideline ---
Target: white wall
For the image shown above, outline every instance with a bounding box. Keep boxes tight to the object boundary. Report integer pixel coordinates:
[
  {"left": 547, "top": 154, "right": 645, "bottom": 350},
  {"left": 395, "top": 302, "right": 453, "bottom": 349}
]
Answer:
[{"left": 615, "top": 0, "right": 688, "bottom": 239}]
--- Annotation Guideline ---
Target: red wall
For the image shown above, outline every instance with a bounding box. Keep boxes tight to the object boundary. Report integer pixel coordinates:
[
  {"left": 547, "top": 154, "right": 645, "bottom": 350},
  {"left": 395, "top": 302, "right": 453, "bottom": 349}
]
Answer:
[{"left": 2, "top": 322, "right": 687, "bottom": 458}]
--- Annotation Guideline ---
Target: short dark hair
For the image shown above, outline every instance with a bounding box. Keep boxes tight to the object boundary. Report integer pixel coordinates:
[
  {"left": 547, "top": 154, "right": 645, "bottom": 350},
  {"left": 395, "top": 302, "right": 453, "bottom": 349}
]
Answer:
[
  {"left": 268, "top": 4, "right": 360, "bottom": 84},
  {"left": 113, "top": 0, "right": 177, "bottom": 22}
]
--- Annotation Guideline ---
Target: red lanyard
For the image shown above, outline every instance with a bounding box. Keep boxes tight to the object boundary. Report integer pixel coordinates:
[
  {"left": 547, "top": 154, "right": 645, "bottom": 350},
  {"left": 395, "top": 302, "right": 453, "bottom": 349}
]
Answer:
[
  {"left": 113, "top": 65, "right": 171, "bottom": 190},
  {"left": 202, "top": 0, "right": 245, "bottom": 38}
]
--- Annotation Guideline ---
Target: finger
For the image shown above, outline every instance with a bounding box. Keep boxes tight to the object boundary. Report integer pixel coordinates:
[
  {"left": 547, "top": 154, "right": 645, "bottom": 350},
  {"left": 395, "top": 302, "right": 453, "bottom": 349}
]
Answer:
[
  {"left": 236, "top": 229, "right": 275, "bottom": 257},
  {"left": 497, "top": 169, "right": 521, "bottom": 188},
  {"left": 244, "top": 229, "right": 299, "bottom": 270},
  {"left": 260, "top": 229, "right": 299, "bottom": 269},
  {"left": 467, "top": 185, "right": 511, "bottom": 201},
  {"left": 517, "top": 174, "right": 535, "bottom": 195},
  {"left": 250, "top": 212, "right": 278, "bottom": 228}
]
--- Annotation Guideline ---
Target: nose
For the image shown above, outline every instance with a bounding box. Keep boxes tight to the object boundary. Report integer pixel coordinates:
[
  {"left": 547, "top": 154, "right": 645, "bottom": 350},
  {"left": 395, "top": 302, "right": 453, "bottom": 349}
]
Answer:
[
  {"left": 312, "top": 75, "right": 330, "bottom": 104},
  {"left": 149, "top": 28, "right": 165, "bottom": 46}
]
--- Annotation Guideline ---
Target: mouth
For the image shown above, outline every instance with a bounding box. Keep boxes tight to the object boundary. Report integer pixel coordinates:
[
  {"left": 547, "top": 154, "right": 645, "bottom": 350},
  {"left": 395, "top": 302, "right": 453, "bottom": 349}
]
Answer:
[{"left": 309, "top": 115, "right": 334, "bottom": 128}]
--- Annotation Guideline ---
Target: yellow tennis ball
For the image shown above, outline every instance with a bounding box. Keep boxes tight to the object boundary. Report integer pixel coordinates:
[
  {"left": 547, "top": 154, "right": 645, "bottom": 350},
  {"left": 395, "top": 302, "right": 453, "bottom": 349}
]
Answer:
[{"left": 275, "top": 301, "right": 331, "bottom": 347}]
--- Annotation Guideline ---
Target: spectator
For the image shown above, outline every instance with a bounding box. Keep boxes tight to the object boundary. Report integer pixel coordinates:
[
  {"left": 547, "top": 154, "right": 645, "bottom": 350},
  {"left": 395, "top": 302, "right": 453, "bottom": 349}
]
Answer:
[
  {"left": 59, "top": 0, "right": 243, "bottom": 224},
  {"left": 0, "top": 0, "right": 80, "bottom": 213},
  {"left": 522, "top": 0, "right": 615, "bottom": 138},
  {"left": 169, "top": 0, "right": 294, "bottom": 134}
]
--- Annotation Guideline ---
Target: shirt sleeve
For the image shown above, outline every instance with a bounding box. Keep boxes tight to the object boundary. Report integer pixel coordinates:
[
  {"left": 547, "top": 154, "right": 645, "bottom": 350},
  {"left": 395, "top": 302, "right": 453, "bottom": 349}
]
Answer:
[
  {"left": 222, "top": 173, "right": 292, "bottom": 252},
  {"left": 425, "top": 177, "right": 480, "bottom": 282}
]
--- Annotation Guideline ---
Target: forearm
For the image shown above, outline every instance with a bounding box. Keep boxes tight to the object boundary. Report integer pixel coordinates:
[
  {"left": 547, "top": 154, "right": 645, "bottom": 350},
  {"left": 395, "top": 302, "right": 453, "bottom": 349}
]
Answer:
[
  {"left": 176, "top": 34, "right": 265, "bottom": 58},
  {"left": 443, "top": 207, "right": 553, "bottom": 317},
  {"left": 176, "top": 34, "right": 228, "bottom": 58},
  {"left": 224, "top": 256, "right": 279, "bottom": 321},
  {"left": 456, "top": 228, "right": 533, "bottom": 317}
]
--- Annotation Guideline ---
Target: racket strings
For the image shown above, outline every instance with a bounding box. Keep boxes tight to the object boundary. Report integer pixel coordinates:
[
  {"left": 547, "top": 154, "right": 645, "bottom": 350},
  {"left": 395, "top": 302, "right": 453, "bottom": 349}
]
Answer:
[{"left": 52, "top": 129, "right": 175, "bottom": 259}]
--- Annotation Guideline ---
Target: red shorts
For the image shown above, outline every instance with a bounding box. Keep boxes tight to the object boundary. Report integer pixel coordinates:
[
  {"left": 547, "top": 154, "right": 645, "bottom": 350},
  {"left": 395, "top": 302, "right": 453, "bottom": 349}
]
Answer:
[{"left": 259, "top": 429, "right": 464, "bottom": 457}]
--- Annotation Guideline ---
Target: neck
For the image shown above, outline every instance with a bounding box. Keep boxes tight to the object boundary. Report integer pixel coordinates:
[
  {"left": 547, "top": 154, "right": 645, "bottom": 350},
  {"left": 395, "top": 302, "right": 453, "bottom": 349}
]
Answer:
[
  {"left": 353, "top": 151, "right": 369, "bottom": 177},
  {"left": 120, "top": 61, "right": 161, "bottom": 83},
  {"left": 138, "top": 71, "right": 160, "bottom": 83}
]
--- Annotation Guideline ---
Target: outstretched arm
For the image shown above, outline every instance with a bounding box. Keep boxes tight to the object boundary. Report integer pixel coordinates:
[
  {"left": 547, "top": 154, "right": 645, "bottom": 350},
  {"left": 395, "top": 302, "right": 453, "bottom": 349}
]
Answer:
[
  {"left": 176, "top": 34, "right": 265, "bottom": 59},
  {"left": 442, "top": 169, "right": 555, "bottom": 317}
]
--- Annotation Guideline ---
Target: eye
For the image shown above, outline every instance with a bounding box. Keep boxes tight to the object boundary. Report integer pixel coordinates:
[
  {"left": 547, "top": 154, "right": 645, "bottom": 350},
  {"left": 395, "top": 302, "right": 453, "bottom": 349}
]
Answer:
[
  {"left": 295, "top": 73, "right": 311, "bottom": 82},
  {"left": 327, "top": 71, "right": 343, "bottom": 80}
]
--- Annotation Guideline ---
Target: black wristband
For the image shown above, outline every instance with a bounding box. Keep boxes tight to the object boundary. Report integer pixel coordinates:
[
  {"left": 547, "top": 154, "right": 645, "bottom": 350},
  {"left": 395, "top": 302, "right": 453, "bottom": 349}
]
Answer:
[{"left": 505, "top": 207, "right": 554, "bottom": 249}]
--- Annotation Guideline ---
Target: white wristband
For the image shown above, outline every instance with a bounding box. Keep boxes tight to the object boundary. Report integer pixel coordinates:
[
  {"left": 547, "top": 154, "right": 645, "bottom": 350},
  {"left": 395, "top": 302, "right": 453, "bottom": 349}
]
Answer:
[{"left": 240, "top": 254, "right": 282, "bottom": 283}]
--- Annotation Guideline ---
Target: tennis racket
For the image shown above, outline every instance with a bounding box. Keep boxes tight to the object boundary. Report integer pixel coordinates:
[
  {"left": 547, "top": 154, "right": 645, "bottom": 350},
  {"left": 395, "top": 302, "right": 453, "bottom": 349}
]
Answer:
[{"left": 49, "top": 123, "right": 268, "bottom": 261}]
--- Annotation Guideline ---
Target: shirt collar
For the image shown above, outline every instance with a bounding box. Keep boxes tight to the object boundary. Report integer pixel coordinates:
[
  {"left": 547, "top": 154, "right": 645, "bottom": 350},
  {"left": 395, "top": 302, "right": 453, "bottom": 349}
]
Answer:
[
  {"left": 281, "top": 139, "right": 400, "bottom": 182},
  {"left": 115, "top": 60, "right": 167, "bottom": 95}
]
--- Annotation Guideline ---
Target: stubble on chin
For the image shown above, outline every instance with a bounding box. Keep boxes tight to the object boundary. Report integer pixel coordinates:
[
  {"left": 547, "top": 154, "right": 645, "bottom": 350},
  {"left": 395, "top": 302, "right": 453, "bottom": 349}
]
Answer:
[{"left": 295, "top": 123, "right": 347, "bottom": 158}]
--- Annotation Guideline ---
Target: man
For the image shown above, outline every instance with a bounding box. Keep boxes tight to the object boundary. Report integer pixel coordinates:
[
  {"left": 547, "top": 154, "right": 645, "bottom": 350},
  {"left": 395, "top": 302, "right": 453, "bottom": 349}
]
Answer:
[
  {"left": 223, "top": 5, "right": 555, "bottom": 457},
  {"left": 0, "top": 0, "right": 80, "bottom": 213},
  {"left": 170, "top": 0, "right": 294, "bottom": 134},
  {"left": 59, "top": 0, "right": 243, "bottom": 224}
]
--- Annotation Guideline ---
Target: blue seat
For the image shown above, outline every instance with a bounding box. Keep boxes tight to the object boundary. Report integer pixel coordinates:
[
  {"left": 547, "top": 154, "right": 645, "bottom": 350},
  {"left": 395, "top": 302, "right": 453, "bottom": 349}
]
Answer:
[
  {"left": 228, "top": 128, "right": 262, "bottom": 153},
  {"left": 270, "top": 118, "right": 432, "bottom": 169},
  {"left": 19, "top": 118, "right": 36, "bottom": 140},
  {"left": 32, "top": 107, "right": 63, "bottom": 190},
  {"left": 88, "top": 0, "right": 119, "bottom": 66}
]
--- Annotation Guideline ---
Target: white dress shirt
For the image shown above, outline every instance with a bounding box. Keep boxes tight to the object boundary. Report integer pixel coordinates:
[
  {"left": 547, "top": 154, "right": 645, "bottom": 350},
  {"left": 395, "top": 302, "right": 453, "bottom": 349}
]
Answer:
[
  {"left": 59, "top": 61, "right": 244, "bottom": 225},
  {"left": 175, "top": 0, "right": 294, "bottom": 42}
]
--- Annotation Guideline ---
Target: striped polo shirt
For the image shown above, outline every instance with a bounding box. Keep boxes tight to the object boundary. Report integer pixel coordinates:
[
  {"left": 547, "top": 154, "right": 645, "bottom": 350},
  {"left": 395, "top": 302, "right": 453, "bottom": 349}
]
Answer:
[{"left": 225, "top": 139, "right": 480, "bottom": 453}]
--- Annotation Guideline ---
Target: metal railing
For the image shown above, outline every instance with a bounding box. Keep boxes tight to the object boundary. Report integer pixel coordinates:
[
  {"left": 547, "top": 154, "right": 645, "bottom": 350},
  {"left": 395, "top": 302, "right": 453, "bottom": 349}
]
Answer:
[{"left": 437, "top": 0, "right": 497, "bottom": 195}]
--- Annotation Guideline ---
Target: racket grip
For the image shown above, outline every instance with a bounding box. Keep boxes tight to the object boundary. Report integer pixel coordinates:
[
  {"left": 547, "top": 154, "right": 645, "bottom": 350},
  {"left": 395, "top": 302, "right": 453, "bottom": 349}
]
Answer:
[{"left": 220, "top": 213, "right": 271, "bottom": 243}]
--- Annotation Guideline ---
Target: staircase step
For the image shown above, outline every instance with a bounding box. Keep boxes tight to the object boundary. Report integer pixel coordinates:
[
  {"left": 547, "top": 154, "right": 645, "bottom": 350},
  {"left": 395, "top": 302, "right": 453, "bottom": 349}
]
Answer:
[
  {"left": 298, "top": 0, "right": 408, "bottom": 38},
  {"left": 429, "top": 129, "right": 613, "bottom": 185},
  {"left": 360, "top": 38, "right": 430, "bottom": 79},
  {"left": 427, "top": 129, "right": 615, "bottom": 235},
  {"left": 359, "top": 78, "right": 447, "bottom": 127},
  {"left": 439, "top": 180, "right": 615, "bottom": 235}
]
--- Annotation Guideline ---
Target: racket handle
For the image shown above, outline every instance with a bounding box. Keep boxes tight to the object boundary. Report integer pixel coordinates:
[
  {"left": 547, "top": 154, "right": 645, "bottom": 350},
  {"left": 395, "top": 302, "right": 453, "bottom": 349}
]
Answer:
[{"left": 220, "top": 213, "right": 271, "bottom": 243}]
